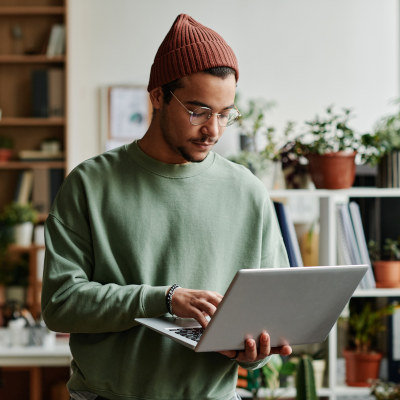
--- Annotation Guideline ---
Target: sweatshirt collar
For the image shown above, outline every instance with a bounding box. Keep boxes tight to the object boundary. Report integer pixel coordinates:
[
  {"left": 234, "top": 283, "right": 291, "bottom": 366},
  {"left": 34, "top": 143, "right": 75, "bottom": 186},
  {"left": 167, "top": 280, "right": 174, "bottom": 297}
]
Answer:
[{"left": 126, "top": 141, "right": 215, "bottom": 178}]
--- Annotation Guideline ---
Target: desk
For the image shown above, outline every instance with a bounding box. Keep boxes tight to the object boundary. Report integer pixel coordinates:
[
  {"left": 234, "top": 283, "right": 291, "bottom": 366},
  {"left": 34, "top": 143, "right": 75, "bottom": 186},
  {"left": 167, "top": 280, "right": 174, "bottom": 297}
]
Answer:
[{"left": 0, "top": 340, "right": 71, "bottom": 400}]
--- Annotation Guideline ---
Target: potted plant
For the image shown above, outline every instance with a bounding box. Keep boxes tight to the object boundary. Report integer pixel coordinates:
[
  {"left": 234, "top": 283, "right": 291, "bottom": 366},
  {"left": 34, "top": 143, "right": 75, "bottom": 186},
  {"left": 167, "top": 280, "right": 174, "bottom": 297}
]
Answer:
[
  {"left": 0, "top": 202, "right": 38, "bottom": 246},
  {"left": 368, "top": 238, "right": 400, "bottom": 288},
  {"left": 343, "top": 300, "right": 394, "bottom": 387},
  {"left": 0, "top": 135, "right": 13, "bottom": 163},
  {"left": 361, "top": 99, "right": 400, "bottom": 187},
  {"left": 231, "top": 95, "right": 286, "bottom": 190},
  {"left": 370, "top": 379, "right": 400, "bottom": 399},
  {"left": 291, "top": 106, "right": 362, "bottom": 189},
  {"left": 237, "top": 354, "right": 319, "bottom": 400}
]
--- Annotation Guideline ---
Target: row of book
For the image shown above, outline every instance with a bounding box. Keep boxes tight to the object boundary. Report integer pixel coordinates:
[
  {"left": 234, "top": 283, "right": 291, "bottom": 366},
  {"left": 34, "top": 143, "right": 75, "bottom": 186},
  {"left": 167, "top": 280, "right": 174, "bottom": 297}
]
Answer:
[
  {"left": 273, "top": 200, "right": 376, "bottom": 290},
  {"left": 336, "top": 202, "right": 376, "bottom": 289},
  {"left": 32, "top": 68, "right": 65, "bottom": 118},
  {"left": 14, "top": 169, "right": 64, "bottom": 213}
]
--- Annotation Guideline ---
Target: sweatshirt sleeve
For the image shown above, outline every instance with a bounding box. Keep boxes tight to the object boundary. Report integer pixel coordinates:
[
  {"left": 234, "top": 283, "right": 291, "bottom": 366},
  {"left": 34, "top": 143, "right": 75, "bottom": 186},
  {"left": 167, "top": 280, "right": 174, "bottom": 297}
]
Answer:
[
  {"left": 42, "top": 215, "right": 169, "bottom": 333},
  {"left": 41, "top": 169, "right": 169, "bottom": 334}
]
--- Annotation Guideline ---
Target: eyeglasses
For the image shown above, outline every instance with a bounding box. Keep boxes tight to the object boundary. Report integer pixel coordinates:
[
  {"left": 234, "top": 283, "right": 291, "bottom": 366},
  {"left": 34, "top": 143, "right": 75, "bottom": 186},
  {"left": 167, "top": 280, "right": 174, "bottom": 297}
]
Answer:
[{"left": 170, "top": 91, "right": 241, "bottom": 127}]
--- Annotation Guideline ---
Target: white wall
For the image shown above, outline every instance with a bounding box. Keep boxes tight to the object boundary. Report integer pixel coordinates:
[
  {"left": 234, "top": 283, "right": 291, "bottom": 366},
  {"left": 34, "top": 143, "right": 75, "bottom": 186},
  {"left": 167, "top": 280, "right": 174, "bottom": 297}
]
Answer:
[{"left": 67, "top": 0, "right": 399, "bottom": 170}]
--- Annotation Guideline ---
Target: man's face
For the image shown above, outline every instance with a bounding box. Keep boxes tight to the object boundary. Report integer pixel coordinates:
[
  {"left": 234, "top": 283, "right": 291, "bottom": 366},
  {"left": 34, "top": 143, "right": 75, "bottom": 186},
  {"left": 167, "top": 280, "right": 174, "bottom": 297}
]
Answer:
[{"left": 152, "top": 72, "right": 237, "bottom": 164}]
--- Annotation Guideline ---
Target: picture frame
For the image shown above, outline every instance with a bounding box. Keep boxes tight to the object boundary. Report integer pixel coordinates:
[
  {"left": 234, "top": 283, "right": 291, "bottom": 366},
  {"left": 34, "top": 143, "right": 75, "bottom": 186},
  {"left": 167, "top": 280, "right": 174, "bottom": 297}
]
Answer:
[{"left": 101, "top": 85, "right": 152, "bottom": 151}]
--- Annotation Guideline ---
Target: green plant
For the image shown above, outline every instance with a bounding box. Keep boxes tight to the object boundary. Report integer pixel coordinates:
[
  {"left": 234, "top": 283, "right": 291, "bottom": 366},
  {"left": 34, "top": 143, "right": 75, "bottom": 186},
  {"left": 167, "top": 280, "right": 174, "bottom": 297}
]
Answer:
[
  {"left": 236, "top": 94, "right": 277, "bottom": 155},
  {"left": 0, "top": 202, "right": 39, "bottom": 225},
  {"left": 348, "top": 301, "right": 394, "bottom": 353},
  {"left": 261, "top": 355, "right": 296, "bottom": 400},
  {"left": 0, "top": 136, "right": 13, "bottom": 149},
  {"left": 295, "top": 354, "right": 318, "bottom": 400},
  {"left": 368, "top": 238, "right": 400, "bottom": 261},
  {"left": 370, "top": 379, "right": 400, "bottom": 399},
  {"left": 361, "top": 99, "right": 400, "bottom": 166},
  {"left": 293, "top": 105, "right": 361, "bottom": 156}
]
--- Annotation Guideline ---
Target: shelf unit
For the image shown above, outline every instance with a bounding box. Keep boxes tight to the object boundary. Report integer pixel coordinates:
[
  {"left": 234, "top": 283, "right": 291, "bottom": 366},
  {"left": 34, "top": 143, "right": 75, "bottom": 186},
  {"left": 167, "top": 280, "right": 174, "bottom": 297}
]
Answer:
[
  {"left": 268, "top": 187, "right": 400, "bottom": 400},
  {"left": 0, "top": 0, "right": 67, "bottom": 290},
  {"left": 0, "top": 2, "right": 69, "bottom": 398}
]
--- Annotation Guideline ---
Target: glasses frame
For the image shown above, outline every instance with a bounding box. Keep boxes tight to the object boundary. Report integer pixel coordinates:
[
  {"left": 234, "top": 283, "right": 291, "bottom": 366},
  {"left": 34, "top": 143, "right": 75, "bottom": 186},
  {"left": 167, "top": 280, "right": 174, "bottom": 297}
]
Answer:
[{"left": 169, "top": 91, "right": 241, "bottom": 127}]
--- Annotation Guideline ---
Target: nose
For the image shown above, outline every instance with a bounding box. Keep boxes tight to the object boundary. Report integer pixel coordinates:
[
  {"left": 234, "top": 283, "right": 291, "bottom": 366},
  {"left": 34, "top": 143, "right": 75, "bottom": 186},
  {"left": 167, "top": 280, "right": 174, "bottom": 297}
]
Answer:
[{"left": 202, "top": 113, "right": 221, "bottom": 139}]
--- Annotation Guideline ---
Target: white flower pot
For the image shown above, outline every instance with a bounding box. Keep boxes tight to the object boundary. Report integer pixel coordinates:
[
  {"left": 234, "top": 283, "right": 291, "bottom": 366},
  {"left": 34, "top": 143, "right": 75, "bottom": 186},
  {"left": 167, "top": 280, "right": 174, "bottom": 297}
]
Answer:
[
  {"left": 14, "top": 222, "right": 34, "bottom": 246},
  {"left": 312, "top": 359, "right": 326, "bottom": 389}
]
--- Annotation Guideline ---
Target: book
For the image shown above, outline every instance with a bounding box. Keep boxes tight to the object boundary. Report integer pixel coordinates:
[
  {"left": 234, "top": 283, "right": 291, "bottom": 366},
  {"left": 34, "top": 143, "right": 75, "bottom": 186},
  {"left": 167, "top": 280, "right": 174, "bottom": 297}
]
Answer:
[
  {"left": 274, "top": 201, "right": 303, "bottom": 267},
  {"left": 32, "top": 169, "right": 50, "bottom": 214},
  {"left": 19, "top": 150, "right": 65, "bottom": 161},
  {"left": 14, "top": 170, "right": 34, "bottom": 205},
  {"left": 32, "top": 69, "right": 49, "bottom": 117},
  {"left": 348, "top": 202, "right": 376, "bottom": 289},
  {"left": 48, "top": 68, "right": 65, "bottom": 117},
  {"left": 46, "top": 24, "right": 65, "bottom": 57}
]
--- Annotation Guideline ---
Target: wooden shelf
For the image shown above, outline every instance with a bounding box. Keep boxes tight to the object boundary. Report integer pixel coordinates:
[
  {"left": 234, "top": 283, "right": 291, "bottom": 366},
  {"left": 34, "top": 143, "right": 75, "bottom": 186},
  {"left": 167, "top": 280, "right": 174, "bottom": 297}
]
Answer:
[
  {"left": 8, "top": 243, "right": 45, "bottom": 253},
  {"left": 0, "top": 117, "right": 65, "bottom": 126},
  {"left": 0, "top": 6, "right": 65, "bottom": 15},
  {"left": 0, "top": 55, "right": 65, "bottom": 64},
  {"left": 0, "top": 161, "right": 65, "bottom": 169}
]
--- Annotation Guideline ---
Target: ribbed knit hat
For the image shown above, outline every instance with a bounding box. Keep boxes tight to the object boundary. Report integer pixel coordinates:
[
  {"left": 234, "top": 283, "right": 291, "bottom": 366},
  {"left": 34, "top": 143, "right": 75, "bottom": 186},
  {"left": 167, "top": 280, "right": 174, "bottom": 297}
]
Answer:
[{"left": 147, "top": 14, "right": 239, "bottom": 92}]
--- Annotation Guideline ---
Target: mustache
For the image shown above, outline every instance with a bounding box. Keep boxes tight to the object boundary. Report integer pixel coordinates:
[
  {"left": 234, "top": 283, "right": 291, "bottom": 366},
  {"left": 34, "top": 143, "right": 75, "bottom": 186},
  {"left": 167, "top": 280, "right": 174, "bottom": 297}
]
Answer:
[{"left": 191, "top": 135, "right": 218, "bottom": 145}]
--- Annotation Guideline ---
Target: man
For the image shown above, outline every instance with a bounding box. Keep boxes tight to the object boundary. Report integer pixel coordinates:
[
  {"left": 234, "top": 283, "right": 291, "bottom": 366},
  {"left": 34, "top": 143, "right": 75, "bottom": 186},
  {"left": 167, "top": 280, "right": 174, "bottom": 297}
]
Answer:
[{"left": 42, "top": 14, "right": 291, "bottom": 400}]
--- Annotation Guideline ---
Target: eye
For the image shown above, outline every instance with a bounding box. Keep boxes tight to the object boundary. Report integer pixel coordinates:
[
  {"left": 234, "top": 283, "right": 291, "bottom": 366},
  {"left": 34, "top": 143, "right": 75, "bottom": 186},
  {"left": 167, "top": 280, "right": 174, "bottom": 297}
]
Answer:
[{"left": 192, "top": 108, "right": 211, "bottom": 118}]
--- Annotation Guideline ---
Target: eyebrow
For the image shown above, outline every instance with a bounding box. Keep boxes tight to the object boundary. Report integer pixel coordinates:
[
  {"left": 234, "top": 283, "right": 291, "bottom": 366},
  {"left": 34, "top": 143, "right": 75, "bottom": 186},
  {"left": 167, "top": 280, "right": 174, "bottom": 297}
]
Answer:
[{"left": 187, "top": 100, "right": 235, "bottom": 111}]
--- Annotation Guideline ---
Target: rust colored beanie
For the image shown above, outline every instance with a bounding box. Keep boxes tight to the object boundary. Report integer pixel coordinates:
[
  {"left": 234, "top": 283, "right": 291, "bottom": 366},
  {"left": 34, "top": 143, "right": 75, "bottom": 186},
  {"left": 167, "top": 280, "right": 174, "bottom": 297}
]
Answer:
[{"left": 147, "top": 14, "right": 239, "bottom": 92}]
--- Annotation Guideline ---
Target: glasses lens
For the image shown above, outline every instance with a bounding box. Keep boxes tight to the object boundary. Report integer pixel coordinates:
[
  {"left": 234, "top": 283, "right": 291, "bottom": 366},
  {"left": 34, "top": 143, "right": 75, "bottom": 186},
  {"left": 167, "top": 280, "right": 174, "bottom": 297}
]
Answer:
[
  {"left": 190, "top": 107, "right": 212, "bottom": 126},
  {"left": 222, "top": 109, "right": 240, "bottom": 127}
]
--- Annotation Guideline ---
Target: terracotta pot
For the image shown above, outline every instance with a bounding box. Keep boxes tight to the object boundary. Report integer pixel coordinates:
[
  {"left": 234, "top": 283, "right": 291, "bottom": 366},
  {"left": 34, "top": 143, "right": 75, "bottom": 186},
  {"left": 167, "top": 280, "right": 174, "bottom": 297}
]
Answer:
[
  {"left": 306, "top": 152, "right": 356, "bottom": 189},
  {"left": 373, "top": 260, "right": 400, "bottom": 288},
  {"left": 0, "top": 148, "right": 12, "bottom": 163},
  {"left": 343, "top": 349, "right": 382, "bottom": 387}
]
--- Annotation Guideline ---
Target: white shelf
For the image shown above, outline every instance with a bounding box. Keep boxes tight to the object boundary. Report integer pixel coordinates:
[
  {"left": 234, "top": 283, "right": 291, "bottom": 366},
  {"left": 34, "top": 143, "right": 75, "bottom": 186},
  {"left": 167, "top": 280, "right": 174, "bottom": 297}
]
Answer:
[
  {"left": 354, "top": 288, "right": 400, "bottom": 297},
  {"left": 267, "top": 187, "right": 400, "bottom": 400},
  {"left": 270, "top": 187, "right": 400, "bottom": 198},
  {"left": 237, "top": 387, "right": 332, "bottom": 398}
]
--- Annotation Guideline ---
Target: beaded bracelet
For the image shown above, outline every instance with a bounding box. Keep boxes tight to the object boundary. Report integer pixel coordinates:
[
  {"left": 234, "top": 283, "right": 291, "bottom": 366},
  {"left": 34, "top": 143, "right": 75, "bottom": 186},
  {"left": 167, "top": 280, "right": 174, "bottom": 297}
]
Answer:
[{"left": 166, "top": 284, "right": 180, "bottom": 316}]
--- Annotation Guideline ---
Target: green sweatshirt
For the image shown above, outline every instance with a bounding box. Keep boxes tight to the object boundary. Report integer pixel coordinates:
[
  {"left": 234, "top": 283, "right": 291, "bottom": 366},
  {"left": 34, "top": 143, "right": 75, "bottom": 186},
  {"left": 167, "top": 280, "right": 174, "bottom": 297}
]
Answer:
[{"left": 42, "top": 142, "right": 289, "bottom": 400}]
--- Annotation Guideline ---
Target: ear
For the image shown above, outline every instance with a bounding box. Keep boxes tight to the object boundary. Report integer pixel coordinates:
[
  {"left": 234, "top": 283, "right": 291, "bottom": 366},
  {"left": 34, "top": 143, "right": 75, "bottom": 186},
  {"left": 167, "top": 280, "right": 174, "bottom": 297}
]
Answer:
[{"left": 149, "top": 87, "right": 163, "bottom": 110}]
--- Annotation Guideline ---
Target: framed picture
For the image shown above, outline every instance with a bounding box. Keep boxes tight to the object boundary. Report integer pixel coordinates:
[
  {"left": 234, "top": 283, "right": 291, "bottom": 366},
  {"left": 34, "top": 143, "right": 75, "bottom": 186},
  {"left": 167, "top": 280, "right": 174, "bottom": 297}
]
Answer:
[{"left": 102, "top": 85, "right": 152, "bottom": 151}]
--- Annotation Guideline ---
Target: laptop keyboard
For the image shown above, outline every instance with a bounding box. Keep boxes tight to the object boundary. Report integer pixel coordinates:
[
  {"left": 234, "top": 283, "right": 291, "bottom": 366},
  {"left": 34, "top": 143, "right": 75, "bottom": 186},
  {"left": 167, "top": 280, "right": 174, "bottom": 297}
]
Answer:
[{"left": 169, "top": 327, "right": 204, "bottom": 342}]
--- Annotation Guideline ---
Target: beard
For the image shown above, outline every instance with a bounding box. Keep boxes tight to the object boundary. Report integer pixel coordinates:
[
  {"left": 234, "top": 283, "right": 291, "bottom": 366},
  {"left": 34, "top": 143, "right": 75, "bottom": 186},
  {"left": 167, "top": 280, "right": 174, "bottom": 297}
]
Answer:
[{"left": 160, "top": 108, "right": 218, "bottom": 163}]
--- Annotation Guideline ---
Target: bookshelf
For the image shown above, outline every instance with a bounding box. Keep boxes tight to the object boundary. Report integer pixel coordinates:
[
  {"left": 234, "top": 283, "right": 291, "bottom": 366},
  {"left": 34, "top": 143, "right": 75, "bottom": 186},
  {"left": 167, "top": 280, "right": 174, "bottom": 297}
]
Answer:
[
  {"left": 0, "top": 2, "right": 69, "bottom": 399},
  {"left": 0, "top": 0, "right": 67, "bottom": 211},
  {"left": 0, "top": 0, "right": 67, "bottom": 285},
  {"left": 268, "top": 188, "right": 400, "bottom": 400}
]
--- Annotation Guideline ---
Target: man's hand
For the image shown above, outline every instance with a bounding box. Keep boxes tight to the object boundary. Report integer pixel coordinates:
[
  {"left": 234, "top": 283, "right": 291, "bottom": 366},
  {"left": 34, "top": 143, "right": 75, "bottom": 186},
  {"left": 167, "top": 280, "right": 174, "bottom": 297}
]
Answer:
[
  {"left": 219, "top": 331, "right": 292, "bottom": 362},
  {"left": 171, "top": 287, "right": 223, "bottom": 327}
]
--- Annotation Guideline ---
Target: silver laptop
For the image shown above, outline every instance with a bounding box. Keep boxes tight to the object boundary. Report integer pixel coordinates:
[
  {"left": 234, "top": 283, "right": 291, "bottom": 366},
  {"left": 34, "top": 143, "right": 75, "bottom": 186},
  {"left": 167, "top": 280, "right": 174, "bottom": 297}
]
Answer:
[{"left": 135, "top": 265, "right": 367, "bottom": 352}]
